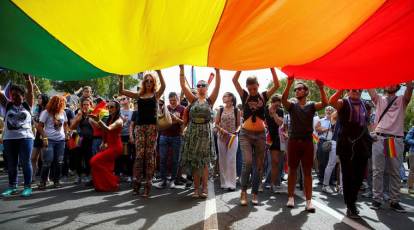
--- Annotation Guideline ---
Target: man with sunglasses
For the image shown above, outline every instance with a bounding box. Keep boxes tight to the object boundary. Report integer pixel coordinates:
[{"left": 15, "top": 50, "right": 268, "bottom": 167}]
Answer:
[
  {"left": 115, "top": 96, "right": 133, "bottom": 183},
  {"left": 282, "top": 77, "right": 328, "bottom": 212},
  {"left": 368, "top": 82, "right": 413, "bottom": 212}
]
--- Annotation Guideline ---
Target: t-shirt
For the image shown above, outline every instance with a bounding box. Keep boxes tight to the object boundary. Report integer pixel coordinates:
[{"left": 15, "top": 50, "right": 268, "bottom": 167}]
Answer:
[
  {"left": 39, "top": 110, "right": 67, "bottom": 141},
  {"left": 288, "top": 102, "right": 316, "bottom": 139},
  {"left": 264, "top": 107, "right": 283, "bottom": 137},
  {"left": 2, "top": 102, "right": 34, "bottom": 140},
  {"left": 241, "top": 90, "right": 268, "bottom": 122},
  {"left": 318, "top": 117, "right": 333, "bottom": 140},
  {"left": 373, "top": 95, "right": 406, "bottom": 137},
  {"left": 120, "top": 109, "right": 132, "bottom": 136},
  {"left": 131, "top": 110, "right": 139, "bottom": 124},
  {"left": 160, "top": 105, "right": 185, "bottom": 137}
]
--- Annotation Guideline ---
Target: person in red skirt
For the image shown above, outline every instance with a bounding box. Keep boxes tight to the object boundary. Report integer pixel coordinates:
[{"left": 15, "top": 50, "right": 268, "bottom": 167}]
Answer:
[{"left": 88, "top": 100, "right": 123, "bottom": 192}]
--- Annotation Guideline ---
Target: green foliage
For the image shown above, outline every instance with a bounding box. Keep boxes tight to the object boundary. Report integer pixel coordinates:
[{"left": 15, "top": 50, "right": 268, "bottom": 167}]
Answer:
[
  {"left": 405, "top": 97, "right": 414, "bottom": 130},
  {"left": 0, "top": 70, "right": 52, "bottom": 93},
  {"left": 52, "top": 75, "right": 139, "bottom": 99}
]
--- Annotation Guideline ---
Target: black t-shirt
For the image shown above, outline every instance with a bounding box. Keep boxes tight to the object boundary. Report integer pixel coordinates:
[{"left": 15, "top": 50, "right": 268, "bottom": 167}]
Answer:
[
  {"left": 136, "top": 96, "right": 157, "bottom": 125},
  {"left": 265, "top": 107, "right": 284, "bottom": 137},
  {"left": 288, "top": 102, "right": 316, "bottom": 139},
  {"left": 131, "top": 110, "right": 139, "bottom": 123},
  {"left": 241, "top": 90, "right": 268, "bottom": 122}
]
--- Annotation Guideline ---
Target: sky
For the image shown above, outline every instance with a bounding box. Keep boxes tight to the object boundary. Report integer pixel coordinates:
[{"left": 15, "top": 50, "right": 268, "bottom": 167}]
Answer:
[{"left": 156, "top": 65, "right": 287, "bottom": 107}]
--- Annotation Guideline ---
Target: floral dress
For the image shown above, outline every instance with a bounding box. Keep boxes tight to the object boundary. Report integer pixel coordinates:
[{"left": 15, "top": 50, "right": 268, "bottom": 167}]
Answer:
[{"left": 181, "top": 99, "right": 216, "bottom": 174}]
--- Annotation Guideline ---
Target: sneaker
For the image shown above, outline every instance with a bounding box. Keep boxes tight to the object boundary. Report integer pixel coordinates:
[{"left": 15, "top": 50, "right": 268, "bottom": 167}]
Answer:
[
  {"left": 74, "top": 176, "right": 82, "bottom": 185},
  {"left": 21, "top": 187, "right": 32, "bottom": 197},
  {"left": 258, "top": 183, "right": 264, "bottom": 193},
  {"left": 346, "top": 208, "right": 361, "bottom": 219},
  {"left": 362, "top": 191, "right": 373, "bottom": 198},
  {"left": 240, "top": 191, "right": 248, "bottom": 206},
  {"left": 38, "top": 182, "right": 47, "bottom": 190},
  {"left": 169, "top": 181, "right": 176, "bottom": 189},
  {"left": 252, "top": 194, "right": 259, "bottom": 205},
  {"left": 2, "top": 187, "right": 18, "bottom": 197},
  {"left": 371, "top": 201, "right": 382, "bottom": 210},
  {"left": 390, "top": 202, "right": 406, "bottom": 213},
  {"left": 322, "top": 185, "right": 334, "bottom": 194},
  {"left": 155, "top": 180, "right": 167, "bottom": 189},
  {"left": 185, "top": 180, "right": 193, "bottom": 188},
  {"left": 174, "top": 180, "right": 185, "bottom": 186},
  {"left": 83, "top": 176, "right": 91, "bottom": 183},
  {"left": 126, "top": 177, "right": 132, "bottom": 183}
]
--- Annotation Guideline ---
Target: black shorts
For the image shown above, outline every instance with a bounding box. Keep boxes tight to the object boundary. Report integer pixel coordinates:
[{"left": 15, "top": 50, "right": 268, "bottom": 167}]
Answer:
[
  {"left": 269, "top": 135, "right": 281, "bottom": 151},
  {"left": 33, "top": 138, "right": 43, "bottom": 148}
]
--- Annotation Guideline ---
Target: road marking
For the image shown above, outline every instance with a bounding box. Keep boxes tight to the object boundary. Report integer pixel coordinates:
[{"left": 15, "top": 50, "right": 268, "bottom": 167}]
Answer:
[
  {"left": 203, "top": 180, "right": 218, "bottom": 230},
  {"left": 295, "top": 191, "right": 370, "bottom": 230}
]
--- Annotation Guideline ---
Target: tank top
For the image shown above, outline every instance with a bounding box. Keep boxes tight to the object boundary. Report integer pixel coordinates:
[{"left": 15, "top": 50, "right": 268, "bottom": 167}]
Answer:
[{"left": 136, "top": 95, "right": 157, "bottom": 125}]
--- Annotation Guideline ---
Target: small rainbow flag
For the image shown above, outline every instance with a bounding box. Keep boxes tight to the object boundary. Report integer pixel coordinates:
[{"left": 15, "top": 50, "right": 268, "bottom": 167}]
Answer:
[
  {"left": 312, "top": 133, "right": 320, "bottom": 145},
  {"left": 226, "top": 134, "right": 236, "bottom": 150},
  {"left": 384, "top": 138, "right": 397, "bottom": 158},
  {"left": 91, "top": 100, "right": 109, "bottom": 119}
]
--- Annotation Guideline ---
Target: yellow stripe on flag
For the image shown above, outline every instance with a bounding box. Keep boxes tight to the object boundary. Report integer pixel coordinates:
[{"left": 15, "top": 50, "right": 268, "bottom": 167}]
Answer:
[{"left": 13, "top": 0, "right": 226, "bottom": 74}]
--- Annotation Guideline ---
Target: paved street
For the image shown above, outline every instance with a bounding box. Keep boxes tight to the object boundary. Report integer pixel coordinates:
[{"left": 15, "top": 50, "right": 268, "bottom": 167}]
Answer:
[{"left": 0, "top": 173, "right": 413, "bottom": 230}]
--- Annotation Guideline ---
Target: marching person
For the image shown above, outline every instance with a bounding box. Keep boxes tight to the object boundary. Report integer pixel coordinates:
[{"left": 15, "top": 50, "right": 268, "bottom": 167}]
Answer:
[
  {"left": 37, "top": 95, "right": 69, "bottom": 190},
  {"left": 89, "top": 100, "right": 123, "bottom": 192},
  {"left": 0, "top": 75, "right": 35, "bottom": 197},
  {"left": 215, "top": 92, "right": 240, "bottom": 191},
  {"left": 282, "top": 77, "right": 327, "bottom": 212},
  {"left": 180, "top": 65, "right": 221, "bottom": 199},
  {"left": 119, "top": 72, "right": 165, "bottom": 197},
  {"left": 232, "top": 68, "right": 279, "bottom": 205},
  {"left": 368, "top": 82, "right": 413, "bottom": 212},
  {"left": 329, "top": 89, "right": 372, "bottom": 218}
]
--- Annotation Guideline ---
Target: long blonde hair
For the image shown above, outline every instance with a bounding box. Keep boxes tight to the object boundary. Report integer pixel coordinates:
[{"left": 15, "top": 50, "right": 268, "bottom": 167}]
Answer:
[{"left": 139, "top": 73, "right": 158, "bottom": 96}]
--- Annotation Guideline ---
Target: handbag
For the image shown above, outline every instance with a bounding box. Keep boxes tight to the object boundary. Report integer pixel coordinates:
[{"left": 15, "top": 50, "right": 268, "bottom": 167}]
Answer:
[
  {"left": 321, "top": 121, "right": 332, "bottom": 153},
  {"left": 157, "top": 104, "right": 172, "bottom": 130}
]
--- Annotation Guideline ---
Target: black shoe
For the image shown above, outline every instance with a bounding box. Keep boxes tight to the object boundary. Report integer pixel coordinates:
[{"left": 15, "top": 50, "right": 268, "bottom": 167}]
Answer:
[
  {"left": 174, "top": 180, "right": 185, "bottom": 186},
  {"left": 346, "top": 208, "right": 361, "bottom": 219},
  {"left": 228, "top": 188, "right": 236, "bottom": 192},
  {"left": 371, "top": 201, "right": 382, "bottom": 210},
  {"left": 390, "top": 202, "right": 406, "bottom": 213},
  {"left": 185, "top": 180, "right": 193, "bottom": 188}
]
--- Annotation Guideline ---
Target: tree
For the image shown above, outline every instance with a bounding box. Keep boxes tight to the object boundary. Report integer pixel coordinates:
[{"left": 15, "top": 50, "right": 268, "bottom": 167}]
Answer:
[
  {"left": 0, "top": 69, "right": 52, "bottom": 93},
  {"left": 52, "top": 75, "right": 139, "bottom": 99}
]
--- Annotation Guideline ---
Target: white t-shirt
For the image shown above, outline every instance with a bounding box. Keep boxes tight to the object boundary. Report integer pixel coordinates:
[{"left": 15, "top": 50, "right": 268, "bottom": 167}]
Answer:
[
  {"left": 39, "top": 110, "right": 67, "bottom": 141},
  {"left": 318, "top": 117, "right": 333, "bottom": 140},
  {"left": 1, "top": 103, "right": 34, "bottom": 140}
]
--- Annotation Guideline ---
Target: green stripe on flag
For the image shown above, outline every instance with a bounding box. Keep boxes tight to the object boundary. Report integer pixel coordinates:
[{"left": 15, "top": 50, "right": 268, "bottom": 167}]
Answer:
[{"left": 0, "top": 0, "right": 109, "bottom": 80}]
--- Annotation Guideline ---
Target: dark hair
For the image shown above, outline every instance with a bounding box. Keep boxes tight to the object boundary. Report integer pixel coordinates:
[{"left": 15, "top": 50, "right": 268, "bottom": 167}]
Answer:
[
  {"left": 169, "top": 92, "right": 178, "bottom": 99},
  {"left": 106, "top": 100, "right": 121, "bottom": 126},
  {"left": 246, "top": 76, "right": 259, "bottom": 86},
  {"left": 10, "top": 84, "right": 26, "bottom": 97},
  {"left": 294, "top": 82, "right": 309, "bottom": 91},
  {"left": 38, "top": 93, "right": 49, "bottom": 110},
  {"left": 94, "top": 97, "right": 104, "bottom": 105},
  {"left": 80, "top": 97, "right": 93, "bottom": 106},
  {"left": 224, "top": 92, "right": 237, "bottom": 106},
  {"left": 271, "top": 94, "right": 281, "bottom": 103}
]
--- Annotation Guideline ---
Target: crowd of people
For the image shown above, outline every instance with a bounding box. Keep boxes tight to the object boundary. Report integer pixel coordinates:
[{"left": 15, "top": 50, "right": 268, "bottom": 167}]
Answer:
[{"left": 0, "top": 67, "right": 413, "bottom": 220}]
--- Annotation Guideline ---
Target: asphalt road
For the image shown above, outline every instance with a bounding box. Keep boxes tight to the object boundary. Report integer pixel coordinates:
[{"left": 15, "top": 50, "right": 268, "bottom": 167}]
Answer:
[{"left": 0, "top": 172, "right": 413, "bottom": 230}]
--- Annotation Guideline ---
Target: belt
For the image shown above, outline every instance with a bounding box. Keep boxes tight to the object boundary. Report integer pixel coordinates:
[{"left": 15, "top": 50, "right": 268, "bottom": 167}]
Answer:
[{"left": 376, "top": 132, "right": 403, "bottom": 139}]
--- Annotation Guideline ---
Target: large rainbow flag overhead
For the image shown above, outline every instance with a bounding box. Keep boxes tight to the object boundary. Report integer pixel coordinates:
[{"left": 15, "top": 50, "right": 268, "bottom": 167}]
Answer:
[{"left": 0, "top": 0, "right": 413, "bottom": 89}]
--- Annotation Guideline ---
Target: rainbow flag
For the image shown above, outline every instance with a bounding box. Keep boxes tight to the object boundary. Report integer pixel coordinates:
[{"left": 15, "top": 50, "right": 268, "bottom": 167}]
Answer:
[
  {"left": 226, "top": 134, "right": 236, "bottom": 149},
  {"left": 91, "top": 100, "right": 109, "bottom": 119},
  {"left": 384, "top": 138, "right": 398, "bottom": 158},
  {"left": 1, "top": 1, "right": 413, "bottom": 90},
  {"left": 312, "top": 133, "right": 320, "bottom": 145}
]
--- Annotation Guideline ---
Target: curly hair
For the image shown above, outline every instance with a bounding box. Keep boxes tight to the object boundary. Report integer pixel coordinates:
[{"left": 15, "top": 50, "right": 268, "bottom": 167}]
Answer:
[
  {"left": 46, "top": 95, "right": 66, "bottom": 116},
  {"left": 139, "top": 73, "right": 158, "bottom": 96}
]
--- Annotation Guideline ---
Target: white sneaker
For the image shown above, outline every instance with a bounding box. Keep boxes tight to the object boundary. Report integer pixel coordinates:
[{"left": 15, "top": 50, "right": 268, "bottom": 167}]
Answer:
[
  {"left": 169, "top": 181, "right": 176, "bottom": 189},
  {"left": 258, "top": 183, "right": 264, "bottom": 193},
  {"left": 322, "top": 185, "right": 334, "bottom": 194}
]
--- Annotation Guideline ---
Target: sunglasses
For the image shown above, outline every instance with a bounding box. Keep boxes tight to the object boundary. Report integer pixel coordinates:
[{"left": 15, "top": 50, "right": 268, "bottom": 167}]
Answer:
[
  {"left": 347, "top": 89, "right": 363, "bottom": 93},
  {"left": 294, "top": 87, "right": 307, "bottom": 92},
  {"left": 119, "top": 97, "right": 127, "bottom": 101},
  {"left": 197, "top": 84, "right": 207, "bottom": 88},
  {"left": 145, "top": 79, "right": 154, "bottom": 84}
]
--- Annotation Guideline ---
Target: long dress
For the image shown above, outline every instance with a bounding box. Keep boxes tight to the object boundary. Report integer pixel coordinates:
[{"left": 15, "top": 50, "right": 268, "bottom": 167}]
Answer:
[
  {"left": 181, "top": 99, "right": 216, "bottom": 175},
  {"left": 90, "top": 126, "right": 122, "bottom": 192}
]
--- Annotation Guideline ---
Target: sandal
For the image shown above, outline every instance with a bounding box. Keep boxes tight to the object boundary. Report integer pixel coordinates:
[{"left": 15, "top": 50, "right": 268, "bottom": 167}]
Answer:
[
  {"left": 200, "top": 192, "right": 208, "bottom": 199},
  {"left": 286, "top": 197, "right": 295, "bottom": 208}
]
